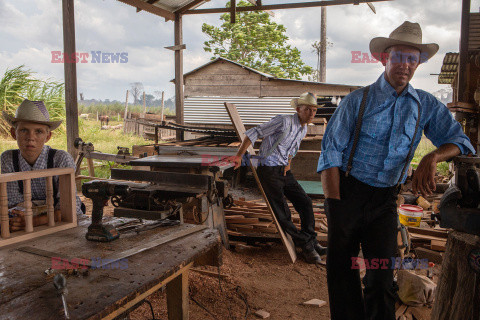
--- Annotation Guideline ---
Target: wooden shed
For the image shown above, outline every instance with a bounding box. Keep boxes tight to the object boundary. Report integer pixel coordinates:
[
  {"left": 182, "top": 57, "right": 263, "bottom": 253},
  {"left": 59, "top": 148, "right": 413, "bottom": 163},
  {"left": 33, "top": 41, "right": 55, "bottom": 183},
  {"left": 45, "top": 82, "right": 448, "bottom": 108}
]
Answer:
[
  {"left": 176, "top": 57, "right": 360, "bottom": 180},
  {"left": 180, "top": 57, "right": 360, "bottom": 129}
]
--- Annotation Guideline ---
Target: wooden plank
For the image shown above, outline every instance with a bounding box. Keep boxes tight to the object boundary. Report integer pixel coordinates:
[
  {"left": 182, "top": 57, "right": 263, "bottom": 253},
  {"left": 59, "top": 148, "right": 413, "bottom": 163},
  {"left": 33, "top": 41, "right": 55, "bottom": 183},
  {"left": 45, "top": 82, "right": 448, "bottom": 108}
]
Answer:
[
  {"left": 224, "top": 102, "right": 297, "bottom": 263},
  {"left": 431, "top": 239, "right": 447, "bottom": 252},
  {"left": 414, "top": 247, "right": 443, "bottom": 264},
  {"left": 165, "top": 44, "right": 186, "bottom": 51},
  {"left": 166, "top": 267, "right": 190, "bottom": 320},
  {"left": 407, "top": 227, "right": 448, "bottom": 239},
  {"left": 62, "top": 0, "right": 79, "bottom": 159},
  {"left": 0, "top": 182, "right": 10, "bottom": 239},
  {"left": 0, "top": 168, "right": 75, "bottom": 183}
]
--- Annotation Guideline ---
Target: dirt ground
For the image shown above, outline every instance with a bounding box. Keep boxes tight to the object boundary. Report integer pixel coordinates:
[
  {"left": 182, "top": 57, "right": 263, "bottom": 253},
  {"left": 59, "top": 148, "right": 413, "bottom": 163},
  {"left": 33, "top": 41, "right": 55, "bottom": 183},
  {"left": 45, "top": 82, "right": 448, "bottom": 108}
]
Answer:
[
  {"left": 79, "top": 181, "right": 438, "bottom": 320},
  {"left": 80, "top": 191, "right": 331, "bottom": 320},
  {"left": 129, "top": 243, "right": 330, "bottom": 320}
]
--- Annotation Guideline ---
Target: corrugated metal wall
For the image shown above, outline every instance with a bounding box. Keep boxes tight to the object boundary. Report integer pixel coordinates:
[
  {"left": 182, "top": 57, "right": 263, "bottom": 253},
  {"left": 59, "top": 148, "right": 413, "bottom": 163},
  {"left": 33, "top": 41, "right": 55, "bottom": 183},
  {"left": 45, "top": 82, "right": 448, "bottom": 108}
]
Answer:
[{"left": 184, "top": 96, "right": 299, "bottom": 125}]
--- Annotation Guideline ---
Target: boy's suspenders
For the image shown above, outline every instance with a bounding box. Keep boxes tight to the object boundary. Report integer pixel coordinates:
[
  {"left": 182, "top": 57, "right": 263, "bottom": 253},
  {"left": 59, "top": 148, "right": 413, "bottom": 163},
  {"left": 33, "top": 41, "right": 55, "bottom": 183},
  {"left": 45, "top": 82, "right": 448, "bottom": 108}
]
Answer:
[{"left": 344, "top": 86, "right": 421, "bottom": 187}]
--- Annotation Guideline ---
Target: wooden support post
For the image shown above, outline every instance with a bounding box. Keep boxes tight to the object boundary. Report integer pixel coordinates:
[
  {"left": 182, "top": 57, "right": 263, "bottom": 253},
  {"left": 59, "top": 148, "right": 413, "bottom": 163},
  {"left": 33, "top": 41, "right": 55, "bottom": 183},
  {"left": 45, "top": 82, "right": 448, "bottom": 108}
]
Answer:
[
  {"left": 166, "top": 268, "right": 190, "bottom": 320},
  {"left": 87, "top": 158, "right": 95, "bottom": 177},
  {"left": 161, "top": 90, "right": 165, "bottom": 121},
  {"left": 46, "top": 176, "right": 55, "bottom": 227},
  {"left": 123, "top": 90, "right": 129, "bottom": 133},
  {"left": 155, "top": 126, "right": 159, "bottom": 144},
  {"left": 59, "top": 171, "right": 77, "bottom": 223},
  {"left": 431, "top": 231, "right": 480, "bottom": 319},
  {"left": 458, "top": 0, "right": 471, "bottom": 103},
  {"left": 62, "top": 0, "right": 79, "bottom": 159},
  {"left": 174, "top": 12, "right": 184, "bottom": 141},
  {"left": 23, "top": 179, "right": 33, "bottom": 233},
  {"left": 230, "top": 0, "right": 236, "bottom": 23},
  {"left": 0, "top": 183, "right": 9, "bottom": 239}
]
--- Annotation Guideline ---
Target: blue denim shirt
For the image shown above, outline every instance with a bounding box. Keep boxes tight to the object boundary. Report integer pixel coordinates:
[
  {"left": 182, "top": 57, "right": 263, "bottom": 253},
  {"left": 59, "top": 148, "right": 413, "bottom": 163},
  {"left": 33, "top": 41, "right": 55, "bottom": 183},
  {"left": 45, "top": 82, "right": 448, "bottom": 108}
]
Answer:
[{"left": 317, "top": 73, "right": 476, "bottom": 187}]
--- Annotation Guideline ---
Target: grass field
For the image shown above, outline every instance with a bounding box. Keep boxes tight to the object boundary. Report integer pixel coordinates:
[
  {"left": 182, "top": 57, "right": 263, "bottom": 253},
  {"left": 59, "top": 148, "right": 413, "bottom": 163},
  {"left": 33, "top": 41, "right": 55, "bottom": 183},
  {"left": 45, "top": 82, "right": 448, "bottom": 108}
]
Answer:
[{"left": 0, "top": 119, "right": 149, "bottom": 178}]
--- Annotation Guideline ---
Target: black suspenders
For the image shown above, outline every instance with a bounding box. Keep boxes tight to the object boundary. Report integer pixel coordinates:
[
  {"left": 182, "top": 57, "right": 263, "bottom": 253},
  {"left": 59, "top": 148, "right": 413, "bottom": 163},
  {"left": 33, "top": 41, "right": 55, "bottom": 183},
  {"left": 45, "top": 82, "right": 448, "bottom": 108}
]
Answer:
[
  {"left": 12, "top": 148, "right": 58, "bottom": 202},
  {"left": 344, "top": 86, "right": 422, "bottom": 187}
]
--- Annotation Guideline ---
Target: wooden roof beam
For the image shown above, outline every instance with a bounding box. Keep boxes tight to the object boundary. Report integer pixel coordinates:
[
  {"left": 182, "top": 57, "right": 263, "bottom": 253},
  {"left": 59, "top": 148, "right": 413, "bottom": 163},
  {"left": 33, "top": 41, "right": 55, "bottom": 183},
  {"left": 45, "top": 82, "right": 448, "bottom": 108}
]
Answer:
[
  {"left": 117, "top": 0, "right": 175, "bottom": 20},
  {"left": 184, "top": 0, "right": 391, "bottom": 14},
  {"left": 175, "top": 0, "right": 207, "bottom": 14},
  {"left": 136, "top": 0, "right": 160, "bottom": 12}
]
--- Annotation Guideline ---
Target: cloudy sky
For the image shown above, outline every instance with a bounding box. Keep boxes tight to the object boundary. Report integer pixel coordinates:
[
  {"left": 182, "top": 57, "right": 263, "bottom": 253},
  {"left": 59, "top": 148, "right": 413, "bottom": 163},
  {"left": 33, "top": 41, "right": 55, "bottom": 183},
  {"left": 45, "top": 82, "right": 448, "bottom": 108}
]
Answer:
[{"left": 0, "top": 0, "right": 479, "bottom": 101}]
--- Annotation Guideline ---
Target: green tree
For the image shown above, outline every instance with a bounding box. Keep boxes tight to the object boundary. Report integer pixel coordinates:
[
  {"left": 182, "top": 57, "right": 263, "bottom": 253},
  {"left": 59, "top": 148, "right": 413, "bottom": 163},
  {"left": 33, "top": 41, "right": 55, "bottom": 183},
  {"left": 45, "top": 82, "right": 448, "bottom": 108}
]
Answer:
[{"left": 202, "top": 1, "right": 312, "bottom": 80}]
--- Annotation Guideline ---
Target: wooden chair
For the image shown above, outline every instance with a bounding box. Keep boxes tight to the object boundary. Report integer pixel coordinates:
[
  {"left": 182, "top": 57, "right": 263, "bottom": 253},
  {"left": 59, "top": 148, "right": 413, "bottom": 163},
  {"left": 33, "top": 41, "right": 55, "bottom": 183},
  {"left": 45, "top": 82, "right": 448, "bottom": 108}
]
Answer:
[{"left": 0, "top": 167, "right": 77, "bottom": 247}]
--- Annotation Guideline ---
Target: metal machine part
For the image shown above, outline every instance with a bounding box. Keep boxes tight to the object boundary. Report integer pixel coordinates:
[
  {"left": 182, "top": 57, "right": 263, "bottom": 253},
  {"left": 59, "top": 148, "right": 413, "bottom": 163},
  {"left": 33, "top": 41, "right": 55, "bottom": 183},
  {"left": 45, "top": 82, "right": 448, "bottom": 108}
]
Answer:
[
  {"left": 439, "top": 155, "right": 480, "bottom": 236},
  {"left": 82, "top": 180, "right": 129, "bottom": 242}
]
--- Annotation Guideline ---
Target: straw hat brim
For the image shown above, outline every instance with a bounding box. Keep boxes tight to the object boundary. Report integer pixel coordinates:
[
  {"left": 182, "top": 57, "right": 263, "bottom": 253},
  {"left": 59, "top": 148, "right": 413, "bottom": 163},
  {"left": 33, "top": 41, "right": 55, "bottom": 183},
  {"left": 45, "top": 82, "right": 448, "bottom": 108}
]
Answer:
[
  {"left": 290, "top": 98, "right": 319, "bottom": 109},
  {"left": 2, "top": 111, "right": 62, "bottom": 131},
  {"left": 369, "top": 37, "right": 439, "bottom": 62}
]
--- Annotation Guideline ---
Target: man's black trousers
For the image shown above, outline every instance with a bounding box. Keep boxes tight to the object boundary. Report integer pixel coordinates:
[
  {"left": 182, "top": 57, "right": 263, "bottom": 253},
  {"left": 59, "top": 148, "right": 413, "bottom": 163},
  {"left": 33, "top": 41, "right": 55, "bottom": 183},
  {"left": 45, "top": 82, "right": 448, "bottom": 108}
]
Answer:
[
  {"left": 257, "top": 166, "right": 317, "bottom": 251},
  {"left": 325, "top": 172, "right": 399, "bottom": 320}
]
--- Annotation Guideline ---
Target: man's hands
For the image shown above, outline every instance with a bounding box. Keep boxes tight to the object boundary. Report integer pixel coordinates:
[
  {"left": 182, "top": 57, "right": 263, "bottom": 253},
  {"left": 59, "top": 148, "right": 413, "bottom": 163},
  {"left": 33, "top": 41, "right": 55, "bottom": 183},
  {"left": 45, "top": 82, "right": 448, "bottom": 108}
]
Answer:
[
  {"left": 412, "top": 153, "right": 437, "bottom": 196},
  {"left": 412, "top": 144, "right": 461, "bottom": 197},
  {"left": 231, "top": 155, "right": 242, "bottom": 170},
  {"left": 321, "top": 167, "right": 341, "bottom": 200}
]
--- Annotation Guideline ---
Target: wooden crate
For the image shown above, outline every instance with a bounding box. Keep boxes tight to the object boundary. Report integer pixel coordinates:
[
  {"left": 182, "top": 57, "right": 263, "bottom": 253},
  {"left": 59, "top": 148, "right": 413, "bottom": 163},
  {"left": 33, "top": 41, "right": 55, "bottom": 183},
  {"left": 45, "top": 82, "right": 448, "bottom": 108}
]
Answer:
[{"left": 0, "top": 167, "right": 77, "bottom": 247}]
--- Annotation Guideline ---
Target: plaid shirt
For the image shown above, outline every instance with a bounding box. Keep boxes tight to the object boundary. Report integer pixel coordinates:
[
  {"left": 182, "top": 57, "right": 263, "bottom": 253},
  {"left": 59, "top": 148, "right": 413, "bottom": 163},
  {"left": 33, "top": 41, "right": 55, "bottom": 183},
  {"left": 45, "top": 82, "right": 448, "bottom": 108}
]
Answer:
[
  {"left": 1, "top": 145, "right": 83, "bottom": 214},
  {"left": 317, "top": 73, "right": 476, "bottom": 187},
  {"left": 245, "top": 113, "right": 307, "bottom": 166}
]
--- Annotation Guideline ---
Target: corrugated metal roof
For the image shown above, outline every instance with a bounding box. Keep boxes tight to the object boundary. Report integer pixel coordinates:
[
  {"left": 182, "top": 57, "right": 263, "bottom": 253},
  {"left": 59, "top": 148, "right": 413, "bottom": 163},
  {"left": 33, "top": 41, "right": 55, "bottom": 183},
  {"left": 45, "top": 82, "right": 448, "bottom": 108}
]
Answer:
[
  {"left": 438, "top": 52, "right": 459, "bottom": 85},
  {"left": 184, "top": 96, "right": 341, "bottom": 125},
  {"left": 150, "top": 0, "right": 205, "bottom": 12}
]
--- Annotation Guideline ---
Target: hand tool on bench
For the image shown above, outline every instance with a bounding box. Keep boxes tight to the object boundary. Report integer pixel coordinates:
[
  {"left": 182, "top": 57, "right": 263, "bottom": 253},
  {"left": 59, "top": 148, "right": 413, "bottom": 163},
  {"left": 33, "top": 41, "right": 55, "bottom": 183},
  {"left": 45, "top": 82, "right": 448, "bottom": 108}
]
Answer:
[{"left": 53, "top": 274, "right": 70, "bottom": 319}]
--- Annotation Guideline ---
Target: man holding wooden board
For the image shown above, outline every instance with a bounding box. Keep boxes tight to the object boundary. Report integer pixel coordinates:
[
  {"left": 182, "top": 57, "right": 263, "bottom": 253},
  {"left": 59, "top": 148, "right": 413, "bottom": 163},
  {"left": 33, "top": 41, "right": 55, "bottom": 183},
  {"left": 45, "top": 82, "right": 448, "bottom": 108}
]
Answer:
[
  {"left": 233, "top": 92, "right": 327, "bottom": 264},
  {"left": 317, "top": 22, "right": 476, "bottom": 320},
  {"left": 1, "top": 99, "right": 84, "bottom": 231}
]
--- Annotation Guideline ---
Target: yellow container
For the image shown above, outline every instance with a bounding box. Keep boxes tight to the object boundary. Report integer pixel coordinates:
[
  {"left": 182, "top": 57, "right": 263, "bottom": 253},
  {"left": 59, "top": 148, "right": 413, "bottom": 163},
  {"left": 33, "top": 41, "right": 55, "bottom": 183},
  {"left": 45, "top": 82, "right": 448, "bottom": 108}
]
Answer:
[{"left": 398, "top": 204, "right": 423, "bottom": 227}]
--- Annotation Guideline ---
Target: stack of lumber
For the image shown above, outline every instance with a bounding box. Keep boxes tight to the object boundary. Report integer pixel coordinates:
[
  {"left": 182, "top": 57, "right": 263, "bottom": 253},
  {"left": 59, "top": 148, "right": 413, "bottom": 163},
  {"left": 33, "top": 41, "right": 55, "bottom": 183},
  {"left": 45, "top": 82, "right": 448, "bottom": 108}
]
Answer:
[
  {"left": 224, "top": 198, "right": 328, "bottom": 243},
  {"left": 225, "top": 196, "right": 448, "bottom": 261}
]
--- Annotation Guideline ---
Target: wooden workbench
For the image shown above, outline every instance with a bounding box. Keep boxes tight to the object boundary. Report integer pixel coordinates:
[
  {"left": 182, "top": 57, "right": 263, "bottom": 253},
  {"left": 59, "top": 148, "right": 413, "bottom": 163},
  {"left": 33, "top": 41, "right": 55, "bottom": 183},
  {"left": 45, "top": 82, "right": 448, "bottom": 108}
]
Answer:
[{"left": 0, "top": 216, "right": 222, "bottom": 319}]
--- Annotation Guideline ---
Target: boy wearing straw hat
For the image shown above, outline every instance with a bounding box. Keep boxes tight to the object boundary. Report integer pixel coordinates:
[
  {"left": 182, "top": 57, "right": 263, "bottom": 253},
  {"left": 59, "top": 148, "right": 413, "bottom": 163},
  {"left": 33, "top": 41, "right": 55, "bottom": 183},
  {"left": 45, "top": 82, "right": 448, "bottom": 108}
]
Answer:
[
  {"left": 317, "top": 21, "right": 475, "bottom": 319},
  {"left": 1, "top": 99, "right": 83, "bottom": 231},
  {"left": 233, "top": 92, "right": 327, "bottom": 264}
]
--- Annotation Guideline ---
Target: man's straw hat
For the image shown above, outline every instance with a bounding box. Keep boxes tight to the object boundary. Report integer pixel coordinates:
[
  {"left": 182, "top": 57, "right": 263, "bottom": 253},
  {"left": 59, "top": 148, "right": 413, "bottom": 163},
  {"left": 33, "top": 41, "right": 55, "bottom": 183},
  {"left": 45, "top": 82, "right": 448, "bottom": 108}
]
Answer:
[
  {"left": 2, "top": 99, "right": 62, "bottom": 130},
  {"left": 291, "top": 92, "right": 318, "bottom": 109},
  {"left": 369, "top": 21, "right": 439, "bottom": 62}
]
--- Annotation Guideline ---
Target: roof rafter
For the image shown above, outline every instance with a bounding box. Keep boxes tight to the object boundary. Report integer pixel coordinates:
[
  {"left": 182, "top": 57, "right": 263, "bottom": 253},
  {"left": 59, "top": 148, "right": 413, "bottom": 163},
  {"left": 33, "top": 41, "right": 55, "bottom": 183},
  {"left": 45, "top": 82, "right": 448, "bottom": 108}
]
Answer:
[
  {"left": 117, "top": 0, "right": 175, "bottom": 20},
  {"left": 184, "top": 0, "right": 391, "bottom": 14},
  {"left": 175, "top": 0, "right": 206, "bottom": 14}
]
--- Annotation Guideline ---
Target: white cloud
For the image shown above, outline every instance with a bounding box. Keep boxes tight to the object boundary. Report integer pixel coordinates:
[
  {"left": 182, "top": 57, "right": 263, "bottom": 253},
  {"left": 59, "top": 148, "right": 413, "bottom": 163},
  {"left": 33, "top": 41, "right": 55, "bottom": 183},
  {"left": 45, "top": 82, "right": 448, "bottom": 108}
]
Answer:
[{"left": 0, "top": 0, "right": 476, "bottom": 100}]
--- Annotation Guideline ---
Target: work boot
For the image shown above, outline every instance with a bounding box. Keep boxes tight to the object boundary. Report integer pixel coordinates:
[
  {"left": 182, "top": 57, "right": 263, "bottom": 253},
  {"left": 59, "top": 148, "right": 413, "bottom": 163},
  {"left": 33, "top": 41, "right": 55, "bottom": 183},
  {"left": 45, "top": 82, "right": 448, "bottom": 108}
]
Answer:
[
  {"left": 302, "top": 248, "right": 322, "bottom": 264},
  {"left": 314, "top": 243, "right": 327, "bottom": 256}
]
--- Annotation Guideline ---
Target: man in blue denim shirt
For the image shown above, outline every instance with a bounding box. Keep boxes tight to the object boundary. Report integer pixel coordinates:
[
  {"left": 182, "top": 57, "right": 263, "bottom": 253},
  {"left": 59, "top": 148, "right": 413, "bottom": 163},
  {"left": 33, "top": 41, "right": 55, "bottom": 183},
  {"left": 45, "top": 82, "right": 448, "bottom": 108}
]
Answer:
[{"left": 317, "top": 22, "right": 475, "bottom": 320}]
